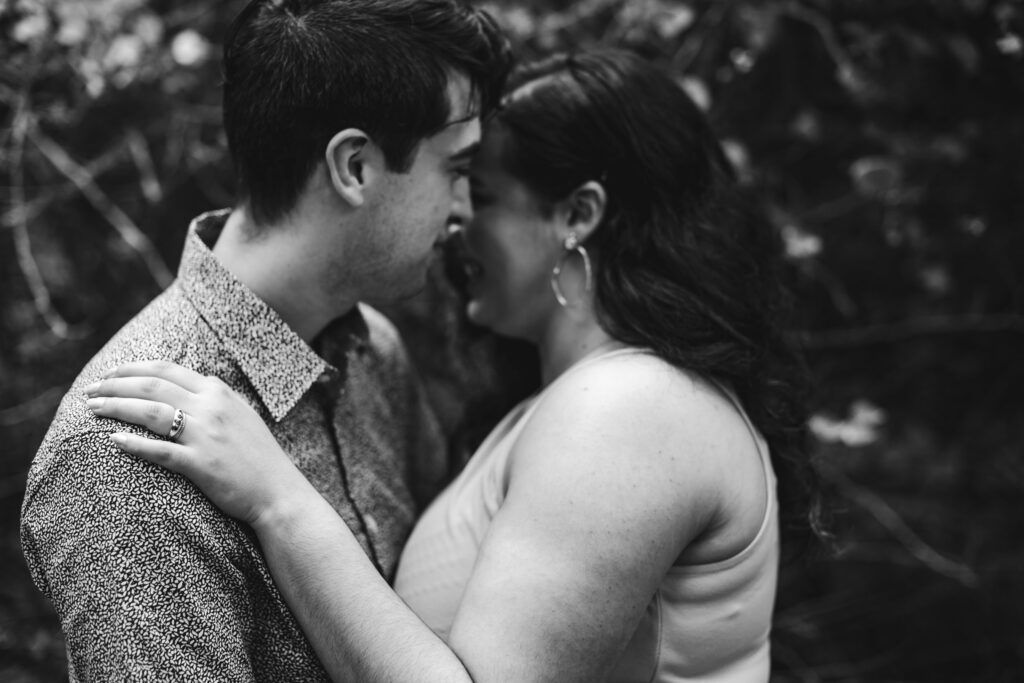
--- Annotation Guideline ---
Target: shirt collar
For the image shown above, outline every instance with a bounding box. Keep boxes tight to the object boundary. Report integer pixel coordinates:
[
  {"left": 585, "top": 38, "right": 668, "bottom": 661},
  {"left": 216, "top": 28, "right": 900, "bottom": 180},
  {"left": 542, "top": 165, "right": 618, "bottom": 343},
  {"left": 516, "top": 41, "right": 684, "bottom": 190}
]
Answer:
[{"left": 177, "top": 209, "right": 363, "bottom": 422}]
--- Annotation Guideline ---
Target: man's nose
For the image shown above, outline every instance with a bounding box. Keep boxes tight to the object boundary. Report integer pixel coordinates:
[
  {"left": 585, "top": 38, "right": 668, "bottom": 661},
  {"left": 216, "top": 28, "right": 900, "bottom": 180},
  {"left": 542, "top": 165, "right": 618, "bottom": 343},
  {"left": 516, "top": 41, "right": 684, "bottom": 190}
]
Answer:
[{"left": 449, "top": 176, "right": 473, "bottom": 229}]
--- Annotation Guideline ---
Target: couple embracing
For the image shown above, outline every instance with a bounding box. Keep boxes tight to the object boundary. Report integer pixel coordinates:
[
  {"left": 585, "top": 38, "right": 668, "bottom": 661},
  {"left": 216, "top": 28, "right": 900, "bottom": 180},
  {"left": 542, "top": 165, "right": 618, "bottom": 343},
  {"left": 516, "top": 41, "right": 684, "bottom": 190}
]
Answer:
[{"left": 22, "top": 0, "right": 822, "bottom": 680}]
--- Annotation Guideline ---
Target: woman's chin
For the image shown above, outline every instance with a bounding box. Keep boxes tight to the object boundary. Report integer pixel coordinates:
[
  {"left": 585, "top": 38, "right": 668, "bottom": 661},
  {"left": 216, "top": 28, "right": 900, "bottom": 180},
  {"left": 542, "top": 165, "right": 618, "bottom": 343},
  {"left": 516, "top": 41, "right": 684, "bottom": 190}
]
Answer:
[
  {"left": 467, "top": 299, "right": 513, "bottom": 337},
  {"left": 465, "top": 298, "right": 489, "bottom": 327}
]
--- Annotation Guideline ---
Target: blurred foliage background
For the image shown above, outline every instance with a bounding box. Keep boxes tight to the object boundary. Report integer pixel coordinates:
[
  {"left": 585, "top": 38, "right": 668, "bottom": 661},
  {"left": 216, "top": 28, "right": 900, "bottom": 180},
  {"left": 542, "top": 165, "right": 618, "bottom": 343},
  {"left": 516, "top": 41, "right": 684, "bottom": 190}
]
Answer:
[{"left": 2, "top": 0, "right": 1023, "bottom": 680}]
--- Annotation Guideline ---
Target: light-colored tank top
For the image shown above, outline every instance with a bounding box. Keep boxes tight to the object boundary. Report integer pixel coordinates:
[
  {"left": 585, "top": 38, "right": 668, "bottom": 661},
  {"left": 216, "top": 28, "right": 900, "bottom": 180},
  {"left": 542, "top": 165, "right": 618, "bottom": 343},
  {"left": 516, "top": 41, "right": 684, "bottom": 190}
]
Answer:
[{"left": 394, "top": 348, "right": 779, "bottom": 682}]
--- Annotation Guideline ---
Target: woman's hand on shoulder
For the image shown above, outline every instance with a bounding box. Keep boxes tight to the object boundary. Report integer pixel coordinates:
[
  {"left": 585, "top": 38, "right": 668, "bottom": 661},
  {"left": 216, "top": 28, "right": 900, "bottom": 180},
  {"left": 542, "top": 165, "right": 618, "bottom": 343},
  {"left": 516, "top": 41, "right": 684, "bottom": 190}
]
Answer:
[
  {"left": 84, "top": 360, "right": 312, "bottom": 529},
  {"left": 446, "top": 353, "right": 739, "bottom": 681}
]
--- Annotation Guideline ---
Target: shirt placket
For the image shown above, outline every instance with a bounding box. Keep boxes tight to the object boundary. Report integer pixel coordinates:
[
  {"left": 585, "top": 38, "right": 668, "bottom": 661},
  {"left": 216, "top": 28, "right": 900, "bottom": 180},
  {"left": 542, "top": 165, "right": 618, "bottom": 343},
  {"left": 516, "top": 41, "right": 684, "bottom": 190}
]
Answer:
[{"left": 311, "top": 374, "right": 383, "bottom": 575}]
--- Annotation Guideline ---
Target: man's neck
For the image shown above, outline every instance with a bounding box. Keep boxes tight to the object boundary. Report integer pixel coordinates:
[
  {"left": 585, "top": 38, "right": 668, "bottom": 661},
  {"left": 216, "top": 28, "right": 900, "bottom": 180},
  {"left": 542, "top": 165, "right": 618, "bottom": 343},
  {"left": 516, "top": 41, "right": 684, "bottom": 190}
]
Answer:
[{"left": 213, "top": 207, "right": 359, "bottom": 343}]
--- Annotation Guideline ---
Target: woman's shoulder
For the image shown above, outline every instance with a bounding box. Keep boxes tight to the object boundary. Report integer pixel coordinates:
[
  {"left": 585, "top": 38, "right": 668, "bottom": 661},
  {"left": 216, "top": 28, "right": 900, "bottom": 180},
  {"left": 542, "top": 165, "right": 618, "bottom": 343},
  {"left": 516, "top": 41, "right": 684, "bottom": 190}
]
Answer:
[
  {"left": 507, "top": 347, "right": 768, "bottom": 562},
  {"left": 513, "top": 349, "right": 754, "bottom": 495},
  {"left": 533, "top": 349, "right": 749, "bottom": 445}
]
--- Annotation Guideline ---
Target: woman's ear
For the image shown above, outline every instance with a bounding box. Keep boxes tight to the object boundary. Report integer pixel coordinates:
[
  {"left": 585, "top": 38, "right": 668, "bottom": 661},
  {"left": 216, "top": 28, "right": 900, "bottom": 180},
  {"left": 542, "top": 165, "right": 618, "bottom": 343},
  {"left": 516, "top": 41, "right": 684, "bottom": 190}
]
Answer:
[
  {"left": 562, "top": 180, "right": 607, "bottom": 242},
  {"left": 325, "top": 129, "right": 370, "bottom": 207}
]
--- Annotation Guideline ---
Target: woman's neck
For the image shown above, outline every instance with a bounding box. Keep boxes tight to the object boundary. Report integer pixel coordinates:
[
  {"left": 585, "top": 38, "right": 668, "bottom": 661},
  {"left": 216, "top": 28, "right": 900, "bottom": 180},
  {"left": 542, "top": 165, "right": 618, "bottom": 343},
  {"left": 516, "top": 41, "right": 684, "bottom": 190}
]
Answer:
[{"left": 535, "top": 311, "right": 624, "bottom": 386}]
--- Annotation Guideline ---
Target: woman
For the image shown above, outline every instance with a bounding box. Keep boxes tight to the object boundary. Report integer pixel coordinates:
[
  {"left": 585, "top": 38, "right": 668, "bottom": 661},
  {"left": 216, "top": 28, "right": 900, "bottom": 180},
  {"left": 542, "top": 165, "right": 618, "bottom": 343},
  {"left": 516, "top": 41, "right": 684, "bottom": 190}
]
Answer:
[{"left": 88, "top": 50, "right": 822, "bottom": 681}]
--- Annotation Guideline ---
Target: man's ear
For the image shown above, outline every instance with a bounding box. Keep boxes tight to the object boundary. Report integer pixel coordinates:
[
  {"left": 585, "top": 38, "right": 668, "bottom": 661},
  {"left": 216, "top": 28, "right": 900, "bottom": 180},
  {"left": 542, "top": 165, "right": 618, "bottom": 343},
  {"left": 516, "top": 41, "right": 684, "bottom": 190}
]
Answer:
[
  {"left": 560, "top": 180, "right": 607, "bottom": 242},
  {"left": 325, "top": 129, "right": 370, "bottom": 207}
]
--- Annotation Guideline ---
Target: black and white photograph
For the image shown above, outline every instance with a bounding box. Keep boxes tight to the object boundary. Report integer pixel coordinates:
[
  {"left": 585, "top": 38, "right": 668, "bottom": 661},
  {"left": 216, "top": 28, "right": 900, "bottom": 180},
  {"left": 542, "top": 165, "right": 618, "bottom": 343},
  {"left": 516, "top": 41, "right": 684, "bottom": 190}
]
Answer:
[{"left": 1, "top": 0, "right": 1022, "bottom": 680}]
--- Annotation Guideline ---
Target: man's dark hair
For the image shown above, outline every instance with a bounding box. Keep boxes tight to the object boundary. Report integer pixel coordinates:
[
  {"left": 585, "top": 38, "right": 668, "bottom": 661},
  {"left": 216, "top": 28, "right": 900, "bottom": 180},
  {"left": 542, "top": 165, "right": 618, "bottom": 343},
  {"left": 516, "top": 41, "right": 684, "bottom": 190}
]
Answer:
[{"left": 223, "top": 0, "right": 511, "bottom": 225}]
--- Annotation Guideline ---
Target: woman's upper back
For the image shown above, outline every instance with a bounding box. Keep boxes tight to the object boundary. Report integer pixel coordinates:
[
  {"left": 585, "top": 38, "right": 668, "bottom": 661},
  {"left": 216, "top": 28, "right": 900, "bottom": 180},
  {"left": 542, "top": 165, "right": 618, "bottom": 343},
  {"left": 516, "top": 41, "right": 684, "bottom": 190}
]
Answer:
[{"left": 395, "top": 348, "right": 779, "bottom": 682}]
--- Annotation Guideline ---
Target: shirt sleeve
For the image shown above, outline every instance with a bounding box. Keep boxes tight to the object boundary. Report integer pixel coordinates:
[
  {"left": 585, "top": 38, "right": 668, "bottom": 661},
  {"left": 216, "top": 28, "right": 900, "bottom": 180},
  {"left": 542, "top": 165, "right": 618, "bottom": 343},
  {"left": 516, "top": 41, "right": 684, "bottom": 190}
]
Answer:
[{"left": 21, "top": 430, "right": 267, "bottom": 682}]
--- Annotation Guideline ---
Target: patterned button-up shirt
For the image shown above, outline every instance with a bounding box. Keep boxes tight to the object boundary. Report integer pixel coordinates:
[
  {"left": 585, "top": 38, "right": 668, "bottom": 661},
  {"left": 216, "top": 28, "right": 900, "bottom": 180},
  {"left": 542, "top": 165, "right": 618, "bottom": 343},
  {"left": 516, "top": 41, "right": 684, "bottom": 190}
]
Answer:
[{"left": 21, "top": 209, "right": 447, "bottom": 681}]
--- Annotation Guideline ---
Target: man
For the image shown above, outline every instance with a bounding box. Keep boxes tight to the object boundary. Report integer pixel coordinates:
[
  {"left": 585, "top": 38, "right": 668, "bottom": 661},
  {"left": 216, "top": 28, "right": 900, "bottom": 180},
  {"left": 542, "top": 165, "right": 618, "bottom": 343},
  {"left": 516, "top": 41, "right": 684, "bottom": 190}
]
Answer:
[{"left": 20, "top": 0, "right": 510, "bottom": 679}]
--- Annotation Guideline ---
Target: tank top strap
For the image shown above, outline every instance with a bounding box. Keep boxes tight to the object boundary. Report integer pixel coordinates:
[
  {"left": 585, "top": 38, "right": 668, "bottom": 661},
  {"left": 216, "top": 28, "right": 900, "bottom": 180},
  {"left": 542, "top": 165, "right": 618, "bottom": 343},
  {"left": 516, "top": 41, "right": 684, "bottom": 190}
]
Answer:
[
  {"left": 674, "top": 380, "right": 776, "bottom": 575},
  {"left": 707, "top": 380, "right": 776, "bottom": 508}
]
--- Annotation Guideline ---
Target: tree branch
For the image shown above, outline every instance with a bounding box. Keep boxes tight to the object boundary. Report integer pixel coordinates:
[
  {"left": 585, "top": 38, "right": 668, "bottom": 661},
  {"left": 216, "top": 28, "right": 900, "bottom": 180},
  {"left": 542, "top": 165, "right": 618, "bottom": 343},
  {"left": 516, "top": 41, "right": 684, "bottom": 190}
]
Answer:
[
  {"left": 29, "top": 127, "right": 174, "bottom": 289},
  {"left": 7, "top": 99, "right": 79, "bottom": 340},
  {"left": 821, "top": 466, "right": 979, "bottom": 588},
  {"left": 0, "top": 144, "right": 127, "bottom": 230},
  {"left": 796, "top": 314, "right": 1024, "bottom": 349},
  {"left": 0, "top": 385, "right": 65, "bottom": 427},
  {"left": 127, "top": 128, "right": 164, "bottom": 204},
  {"left": 779, "top": 1, "right": 856, "bottom": 73},
  {"left": 670, "top": 0, "right": 735, "bottom": 74},
  {"left": 540, "top": 0, "right": 624, "bottom": 35}
]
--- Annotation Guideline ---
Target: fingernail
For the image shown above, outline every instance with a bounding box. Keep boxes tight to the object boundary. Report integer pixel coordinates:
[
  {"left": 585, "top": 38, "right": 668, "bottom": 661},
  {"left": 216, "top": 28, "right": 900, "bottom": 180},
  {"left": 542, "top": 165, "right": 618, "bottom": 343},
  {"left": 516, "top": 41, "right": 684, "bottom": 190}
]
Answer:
[
  {"left": 109, "top": 433, "right": 127, "bottom": 446},
  {"left": 86, "top": 397, "right": 106, "bottom": 411},
  {"left": 101, "top": 367, "right": 117, "bottom": 379},
  {"left": 84, "top": 382, "right": 101, "bottom": 397}
]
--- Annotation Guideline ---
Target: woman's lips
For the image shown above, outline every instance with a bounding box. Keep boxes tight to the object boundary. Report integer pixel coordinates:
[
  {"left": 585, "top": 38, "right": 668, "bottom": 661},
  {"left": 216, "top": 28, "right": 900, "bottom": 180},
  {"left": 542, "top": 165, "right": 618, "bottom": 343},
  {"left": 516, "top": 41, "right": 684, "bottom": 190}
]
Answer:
[{"left": 441, "top": 237, "right": 483, "bottom": 293}]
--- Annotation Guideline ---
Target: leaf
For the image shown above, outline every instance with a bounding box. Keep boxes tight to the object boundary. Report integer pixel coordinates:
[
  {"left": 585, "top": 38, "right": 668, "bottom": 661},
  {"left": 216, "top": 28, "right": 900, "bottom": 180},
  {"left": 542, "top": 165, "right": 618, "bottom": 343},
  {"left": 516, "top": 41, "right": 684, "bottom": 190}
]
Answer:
[
  {"left": 11, "top": 12, "right": 49, "bottom": 45},
  {"left": 789, "top": 109, "right": 822, "bottom": 141},
  {"left": 654, "top": 4, "right": 695, "bottom": 40},
  {"left": 171, "top": 29, "right": 211, "bottom": 67},
  {"left": 720, "top": 138, "right": 752, "bottom": 184},
  {"left": 946, "top": 34, "right": 980, "bottom": 73},
  {"left": 996, "top": 32, "right": 1023, "bottom": 57},
  {"left": 849, "top": 156, "right": 903, "bottom": 200},
  {"left": 677, "top": 75, "right": 711, "bottom": 111},
  {"left": 781, "top": 224, "right": 823, "bottom": 260}
]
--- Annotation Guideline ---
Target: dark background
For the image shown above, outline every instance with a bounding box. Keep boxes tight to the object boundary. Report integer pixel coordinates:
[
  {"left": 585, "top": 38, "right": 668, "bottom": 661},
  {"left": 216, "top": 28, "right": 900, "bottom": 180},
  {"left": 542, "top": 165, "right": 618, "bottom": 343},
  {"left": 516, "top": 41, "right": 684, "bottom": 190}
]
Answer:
[{"left": 2, "top": 0, "right": 1022, "bottom": 680}]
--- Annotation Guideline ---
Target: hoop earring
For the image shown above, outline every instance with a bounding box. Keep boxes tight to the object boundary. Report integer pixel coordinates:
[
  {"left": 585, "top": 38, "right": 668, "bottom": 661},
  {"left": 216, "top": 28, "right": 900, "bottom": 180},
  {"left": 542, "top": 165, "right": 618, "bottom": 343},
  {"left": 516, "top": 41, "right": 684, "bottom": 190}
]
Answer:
[{"left": 550, "top": 232, "right": 593, "bottom": 307}]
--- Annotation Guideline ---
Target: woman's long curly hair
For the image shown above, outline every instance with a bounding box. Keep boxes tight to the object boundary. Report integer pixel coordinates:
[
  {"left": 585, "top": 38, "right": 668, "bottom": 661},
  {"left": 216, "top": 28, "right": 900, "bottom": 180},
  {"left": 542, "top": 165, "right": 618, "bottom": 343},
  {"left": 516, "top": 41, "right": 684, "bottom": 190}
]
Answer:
[{"left": 491, "top": 49, "right": 827, "bottom": 555}]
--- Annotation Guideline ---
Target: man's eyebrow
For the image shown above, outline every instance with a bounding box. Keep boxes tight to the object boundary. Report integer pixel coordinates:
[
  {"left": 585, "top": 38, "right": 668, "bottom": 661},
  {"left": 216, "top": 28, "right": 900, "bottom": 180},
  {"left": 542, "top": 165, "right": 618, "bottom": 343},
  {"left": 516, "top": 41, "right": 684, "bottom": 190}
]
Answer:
[{"left": 449, "top": 141, "right": 480, "bottom": 162}]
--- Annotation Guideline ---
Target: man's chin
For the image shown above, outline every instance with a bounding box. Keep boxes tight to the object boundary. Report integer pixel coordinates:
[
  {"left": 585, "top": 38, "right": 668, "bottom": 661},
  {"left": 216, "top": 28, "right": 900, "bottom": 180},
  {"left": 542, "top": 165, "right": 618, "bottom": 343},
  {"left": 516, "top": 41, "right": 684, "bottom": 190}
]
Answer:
[
  {"left": 362, "top": 260, "right": 437, "bottom": 307},
  {"left": 391, "top": 271, "right": 433, "bottom": 304},
  {"left": 362, "top": 282, "right": 424, "bottom": 309},
  {"left": 397, "top": 282, "right": 429, "bottom": 303}
]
